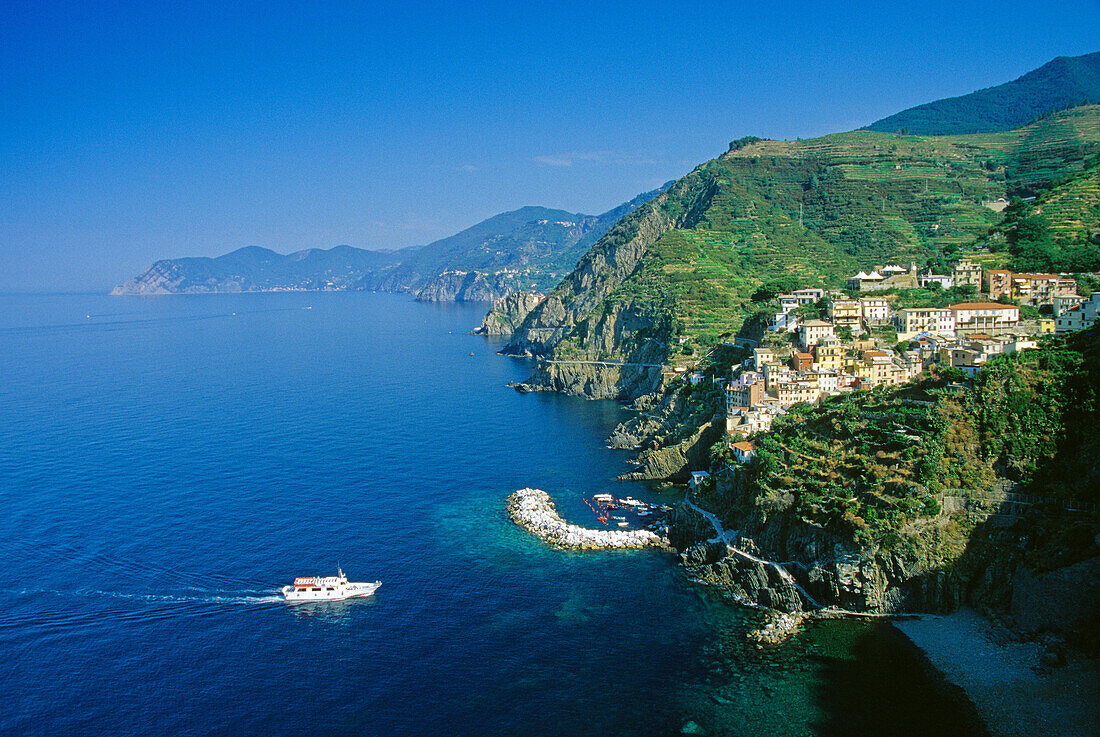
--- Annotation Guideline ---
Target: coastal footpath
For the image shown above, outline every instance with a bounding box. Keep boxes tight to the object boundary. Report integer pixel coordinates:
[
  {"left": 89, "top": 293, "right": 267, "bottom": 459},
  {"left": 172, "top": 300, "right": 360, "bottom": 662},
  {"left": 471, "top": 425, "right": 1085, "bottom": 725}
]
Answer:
[{"left": 507, "top": 488, "right": 670, "bottom": 551}]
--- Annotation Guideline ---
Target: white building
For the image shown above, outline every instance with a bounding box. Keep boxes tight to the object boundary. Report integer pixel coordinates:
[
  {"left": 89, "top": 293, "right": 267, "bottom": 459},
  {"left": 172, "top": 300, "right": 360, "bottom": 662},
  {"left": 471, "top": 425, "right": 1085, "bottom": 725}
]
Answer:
[
  {"left": 1052, "top": 294, "right": 1088, "bottom": 318},
  {"left": 896, "top": 308, "right": 956, "bottom": 339},
  {"left": 951, "top": 302, "right": 1020, "bottom": 335},
  {"left": 859, "top": 297, "right": 891, "bottom": 324},
  {"left": 919, "top": 272, "right": 954, "bottom": 289},
  {"left": 813, "top": 370, "right": 840, "bottom": 394},
  {"left": 731, "top": 441, "right": 756, "bottom": 464},
  {"left": 1055, "top": 292, "right": 1100, "bottom": 333},
  {"left": 778, "top": 295, "right": 801, "bottom": 312},
  {"left": 797, "top": 319, "right": 835, "bottom": 351},
  {"left": 792, "top": 288, "right": 825, "bottom": 304},
  {"left": 769, "top": 310, "right": 801, "bottom": 333}
]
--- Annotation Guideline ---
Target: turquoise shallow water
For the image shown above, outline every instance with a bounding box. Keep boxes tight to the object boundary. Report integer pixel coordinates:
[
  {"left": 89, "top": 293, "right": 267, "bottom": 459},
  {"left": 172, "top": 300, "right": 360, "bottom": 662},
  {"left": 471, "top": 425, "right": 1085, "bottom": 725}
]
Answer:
[{"left": 0, "top": 292, "right": 984, "bottom": 736}]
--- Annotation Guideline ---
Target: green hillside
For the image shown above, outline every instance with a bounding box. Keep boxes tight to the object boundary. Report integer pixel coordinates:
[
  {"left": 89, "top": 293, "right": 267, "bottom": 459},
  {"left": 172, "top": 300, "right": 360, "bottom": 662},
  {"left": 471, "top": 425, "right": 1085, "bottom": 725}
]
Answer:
[
  {"left": 866, "top": 51, "right": 1100, "bottom": 135},
  {"left": 720, "top": 328, "right": 1099, "bottom": 542},
  {"left": 599, "top": 107, "right": 1100, "bottom": 347},
  {"left": 996, "top": 162, "right": 1100, "bottom": 272}
]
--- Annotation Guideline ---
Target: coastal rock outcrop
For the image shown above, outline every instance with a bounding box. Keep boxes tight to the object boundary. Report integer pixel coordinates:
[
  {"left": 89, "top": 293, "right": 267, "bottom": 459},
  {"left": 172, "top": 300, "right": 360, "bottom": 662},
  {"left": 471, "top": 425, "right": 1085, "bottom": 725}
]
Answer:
[
  {"left": 507, "top": 488, "right": 671, "bottom": 551},
  {"left": 414, "top": 270, "right": 515, "bottom": 303},
  {"left": 509, "top": 301, "right": 675, "bottom": 400},
  {"left": 668, "top": 492, "right": 973, "bottom": 616},
  {"left": 620, "top": 421, "right": 723, "bottom": 481},
  {"left": 475, "top": 291, "right": 545, "bottom": 335}
]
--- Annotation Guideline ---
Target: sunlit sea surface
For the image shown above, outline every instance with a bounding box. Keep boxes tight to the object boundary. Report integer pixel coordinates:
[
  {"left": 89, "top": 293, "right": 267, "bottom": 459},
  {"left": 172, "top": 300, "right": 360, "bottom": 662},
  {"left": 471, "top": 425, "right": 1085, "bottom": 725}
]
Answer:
[{"left": 0, "top": 292, "right": 985, "bottom": 736}]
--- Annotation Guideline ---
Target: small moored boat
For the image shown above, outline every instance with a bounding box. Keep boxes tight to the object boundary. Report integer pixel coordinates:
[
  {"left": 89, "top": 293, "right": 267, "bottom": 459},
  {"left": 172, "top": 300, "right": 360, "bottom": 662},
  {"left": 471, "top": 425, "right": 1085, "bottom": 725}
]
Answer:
[{"left": 281, "top": 568, "right": 380, "bottom": 603}]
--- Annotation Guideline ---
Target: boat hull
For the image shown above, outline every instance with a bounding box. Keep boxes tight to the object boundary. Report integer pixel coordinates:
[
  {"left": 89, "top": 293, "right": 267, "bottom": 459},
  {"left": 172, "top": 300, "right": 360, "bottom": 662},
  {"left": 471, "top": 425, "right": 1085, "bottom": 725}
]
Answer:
[{"left": 281, "top": 581, "right": 381, "bottom": 603}]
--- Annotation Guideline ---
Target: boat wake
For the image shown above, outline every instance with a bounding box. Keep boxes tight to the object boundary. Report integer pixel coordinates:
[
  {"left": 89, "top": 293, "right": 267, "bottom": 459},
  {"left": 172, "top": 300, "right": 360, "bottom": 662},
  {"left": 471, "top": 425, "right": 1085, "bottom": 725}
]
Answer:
[
  {"left": 0, "top": 588, "right": 285, "bottom": 634},
  {"left": 78, "top": 589, "right": 285, "bottom": 605}
]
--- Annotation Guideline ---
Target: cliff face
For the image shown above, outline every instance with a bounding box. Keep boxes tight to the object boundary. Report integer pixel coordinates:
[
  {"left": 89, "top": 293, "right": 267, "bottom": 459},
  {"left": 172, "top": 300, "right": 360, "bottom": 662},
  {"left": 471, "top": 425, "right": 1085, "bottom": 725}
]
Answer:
[
  {"left": 111, "top": 259, "right": 209, "bottom": 295},
  {"left": 475, "top": 291, "right": 545, "bottom": 336},
  {"left": 673, "top": 484, "right": 1100, "bottom": 650},
  {"left": 413, "top": 271, "right": 517, "bottom": 303},
  {"left": 500, "top": 172, "right": 718, "bottom": 400},
  {"left": 512, "top": 300, "right": 678, "bottom": 400},
  {"left": 672, "top": 491, "right": 966, "bottom": 615},
  {"left": 505, "top": 172, "right": 715, "bottom": 358}
]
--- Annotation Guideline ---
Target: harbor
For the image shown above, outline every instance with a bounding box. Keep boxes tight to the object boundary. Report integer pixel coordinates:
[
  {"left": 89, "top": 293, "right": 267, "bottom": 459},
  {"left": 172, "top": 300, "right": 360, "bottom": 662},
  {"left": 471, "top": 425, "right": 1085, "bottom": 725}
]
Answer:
[{"left": 507, "top": 488, "right": 672, "bottom": 551}]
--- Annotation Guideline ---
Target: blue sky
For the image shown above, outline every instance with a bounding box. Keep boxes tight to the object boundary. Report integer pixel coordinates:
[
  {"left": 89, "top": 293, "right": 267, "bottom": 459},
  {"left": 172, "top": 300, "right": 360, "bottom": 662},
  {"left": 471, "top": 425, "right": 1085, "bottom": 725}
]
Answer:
[{"left": 2, "top": 1, "right": 1099, "bottom": 290}]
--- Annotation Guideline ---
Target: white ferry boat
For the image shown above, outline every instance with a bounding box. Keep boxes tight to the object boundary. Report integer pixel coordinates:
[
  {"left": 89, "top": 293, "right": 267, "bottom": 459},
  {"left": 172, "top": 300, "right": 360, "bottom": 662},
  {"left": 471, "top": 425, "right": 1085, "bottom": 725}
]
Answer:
[{"left": 281, "top": 569, "right": 381, "bottom": 603}]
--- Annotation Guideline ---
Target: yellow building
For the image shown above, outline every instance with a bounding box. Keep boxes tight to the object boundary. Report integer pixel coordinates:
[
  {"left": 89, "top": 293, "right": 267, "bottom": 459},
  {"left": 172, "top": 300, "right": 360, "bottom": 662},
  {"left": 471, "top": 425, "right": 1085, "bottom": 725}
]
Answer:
[
  {"left": 827, "top": 299, "right": 862, "bottom": 329},
  {"left": 952, "top": 258, "right": 982, "bottom": 290},
  {"left": 814, "top": 337, "right": 845, "bottom": 371}
]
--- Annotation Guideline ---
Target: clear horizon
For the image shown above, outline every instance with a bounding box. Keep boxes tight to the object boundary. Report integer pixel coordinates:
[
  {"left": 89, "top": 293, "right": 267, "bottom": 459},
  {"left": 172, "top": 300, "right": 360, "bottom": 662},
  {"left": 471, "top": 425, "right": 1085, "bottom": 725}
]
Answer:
[{"left": 2, "top": 0, "right": 1099, "bottom": 291}]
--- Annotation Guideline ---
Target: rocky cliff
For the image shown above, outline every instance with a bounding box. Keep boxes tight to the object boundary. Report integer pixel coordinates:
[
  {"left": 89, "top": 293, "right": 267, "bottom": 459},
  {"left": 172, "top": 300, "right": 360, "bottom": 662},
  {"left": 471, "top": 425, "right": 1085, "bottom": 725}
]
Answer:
[
  {"left": 671, "top": 489, "right": 964, "bottom": 616},
  {"left": 510, "top": 300, "right": 678, "bottom": 399},
  {"left": 413, "top": 270, "right": 519, "bottom": 303},
  {"left": 501, "top": 172, "right": 718, "bottom": 400},
  {"left": 475, "top": 291, "right": 545, "bottom": 336},
  {"left": 672, "top": 483, "right": 1100, "bottom": 655},
  {"left": 504, "top": 171, "right": 716, "bottom": 358}
]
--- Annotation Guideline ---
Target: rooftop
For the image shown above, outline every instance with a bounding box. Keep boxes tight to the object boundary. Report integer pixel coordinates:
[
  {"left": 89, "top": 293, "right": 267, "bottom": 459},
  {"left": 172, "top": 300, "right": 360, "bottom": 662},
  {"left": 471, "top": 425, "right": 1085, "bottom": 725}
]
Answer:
[{"left": 950, "top": 302, "right": 1019, "bottom": 310}]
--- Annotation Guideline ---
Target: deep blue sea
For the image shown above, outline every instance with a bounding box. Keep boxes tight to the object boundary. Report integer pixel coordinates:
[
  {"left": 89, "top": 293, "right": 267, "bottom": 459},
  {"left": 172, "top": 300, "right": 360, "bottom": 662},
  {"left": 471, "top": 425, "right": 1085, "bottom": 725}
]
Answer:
[{"left": 1, "top": 292, "right": 985, "bottom": 736}]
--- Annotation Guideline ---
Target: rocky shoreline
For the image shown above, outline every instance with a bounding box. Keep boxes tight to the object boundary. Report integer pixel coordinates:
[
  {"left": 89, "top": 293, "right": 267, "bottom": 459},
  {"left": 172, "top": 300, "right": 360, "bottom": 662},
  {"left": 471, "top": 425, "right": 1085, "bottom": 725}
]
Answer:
[{"left": 507, "top": 488, "right": 671, "bottom": 551}]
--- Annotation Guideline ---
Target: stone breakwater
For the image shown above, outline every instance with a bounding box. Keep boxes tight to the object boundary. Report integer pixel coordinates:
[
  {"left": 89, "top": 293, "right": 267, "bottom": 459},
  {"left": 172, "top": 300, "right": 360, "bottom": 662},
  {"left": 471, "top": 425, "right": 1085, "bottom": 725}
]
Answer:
[{"left": 507, "top": 488, "right": 671, "bottom": 551}]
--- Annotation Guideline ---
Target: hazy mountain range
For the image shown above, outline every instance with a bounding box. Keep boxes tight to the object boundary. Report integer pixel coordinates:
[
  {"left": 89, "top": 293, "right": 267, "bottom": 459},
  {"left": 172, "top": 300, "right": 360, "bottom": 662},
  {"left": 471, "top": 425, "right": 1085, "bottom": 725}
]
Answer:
[{"left": 111, "top": 187, "right": 669, "bottom": 301}]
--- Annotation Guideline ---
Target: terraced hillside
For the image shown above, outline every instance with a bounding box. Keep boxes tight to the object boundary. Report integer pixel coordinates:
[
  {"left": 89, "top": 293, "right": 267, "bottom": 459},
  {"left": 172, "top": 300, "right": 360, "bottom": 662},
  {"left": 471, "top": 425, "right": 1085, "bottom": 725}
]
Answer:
[
  {"left": 505, "top": 107, "right": 1100, "bottom": 397},
  {"left": 994, "top": 160, "right": 1100, "bottom": 272}
]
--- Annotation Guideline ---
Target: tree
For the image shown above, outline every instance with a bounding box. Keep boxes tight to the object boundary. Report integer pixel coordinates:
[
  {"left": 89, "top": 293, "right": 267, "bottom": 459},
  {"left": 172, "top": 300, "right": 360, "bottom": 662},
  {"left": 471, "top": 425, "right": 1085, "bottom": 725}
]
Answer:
[
  {"left": 1008, "top": 214, "right": 1055, "bottom": 271},
  {"left": 751, "top": 275, "right": 800, "bottom": 302}
]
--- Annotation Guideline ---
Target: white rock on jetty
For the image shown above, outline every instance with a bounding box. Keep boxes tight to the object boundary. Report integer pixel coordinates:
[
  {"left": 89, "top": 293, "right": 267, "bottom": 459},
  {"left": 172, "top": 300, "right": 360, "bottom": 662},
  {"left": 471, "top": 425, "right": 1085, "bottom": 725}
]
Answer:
[
  {"left": 507, "top": 488, "right": 670, "bottom": 551},
  {"left": 746, "top": 611, "right": 808, "bottom": 646}
]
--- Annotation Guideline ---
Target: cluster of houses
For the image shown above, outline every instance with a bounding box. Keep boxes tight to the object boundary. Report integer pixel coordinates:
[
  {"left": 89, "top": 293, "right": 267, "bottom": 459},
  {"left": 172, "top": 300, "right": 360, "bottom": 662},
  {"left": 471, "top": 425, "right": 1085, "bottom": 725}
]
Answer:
[
  {"left": 726, "top": 258, "right": 1099, "bottom": 444},
  {"left": 724, "top": 325, "right": 926, "bottom": 438}
]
